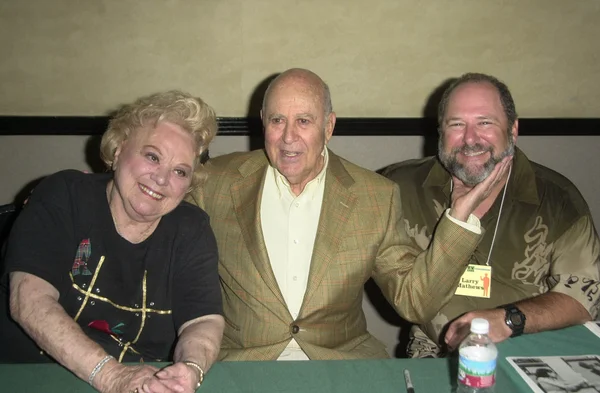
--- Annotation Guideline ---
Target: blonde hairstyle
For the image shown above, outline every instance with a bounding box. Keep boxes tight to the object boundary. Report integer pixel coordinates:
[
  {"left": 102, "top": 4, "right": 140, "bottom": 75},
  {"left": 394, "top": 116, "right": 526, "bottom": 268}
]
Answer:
[{"left": 100, "top": 90, "right": 217, "bottom": 189}]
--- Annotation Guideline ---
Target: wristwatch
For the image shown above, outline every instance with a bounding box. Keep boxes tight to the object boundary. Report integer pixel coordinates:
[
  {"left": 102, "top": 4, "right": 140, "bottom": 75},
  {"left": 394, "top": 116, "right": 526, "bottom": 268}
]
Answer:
[{"left": 500, "top": 304, "right": 526, "bottom": 337}]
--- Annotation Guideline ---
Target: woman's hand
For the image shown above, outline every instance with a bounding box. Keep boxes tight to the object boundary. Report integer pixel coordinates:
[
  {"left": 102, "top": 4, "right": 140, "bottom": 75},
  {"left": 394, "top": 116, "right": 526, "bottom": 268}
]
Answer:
[
  {"left": 143, "top": 362, "right": 199, "bottom": 393},
  {"left": 98, "top": 362, "right": 160, "bottom": 393}
]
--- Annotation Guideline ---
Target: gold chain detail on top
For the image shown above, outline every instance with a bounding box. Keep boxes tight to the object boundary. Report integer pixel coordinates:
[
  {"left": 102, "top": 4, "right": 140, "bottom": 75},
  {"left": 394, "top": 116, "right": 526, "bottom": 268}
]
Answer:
[
  {"left": 73, "top": 256, "right": 106, "bottom": 322},
  {"left": 69, "top": 258, "right": 173, "bottom": 362}
]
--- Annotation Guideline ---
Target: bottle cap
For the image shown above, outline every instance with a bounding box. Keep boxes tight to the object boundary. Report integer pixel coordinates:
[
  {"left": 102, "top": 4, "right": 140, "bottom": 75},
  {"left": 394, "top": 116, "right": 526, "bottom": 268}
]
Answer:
[{"left": 470, "top": 318, "right": 490, "bottom": 334}]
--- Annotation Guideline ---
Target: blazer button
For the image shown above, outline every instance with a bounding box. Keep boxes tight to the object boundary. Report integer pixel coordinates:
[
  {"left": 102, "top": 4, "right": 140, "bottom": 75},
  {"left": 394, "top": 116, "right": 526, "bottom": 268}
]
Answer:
[{"left": 291, "top": 324, "right": 300, "bottom": 334}]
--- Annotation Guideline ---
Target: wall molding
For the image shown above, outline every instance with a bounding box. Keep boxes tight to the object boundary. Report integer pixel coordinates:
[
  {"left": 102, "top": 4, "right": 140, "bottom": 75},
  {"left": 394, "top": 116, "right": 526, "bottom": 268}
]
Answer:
[{"left": 1, "top": 116, "right": 599, "bottom": 136}]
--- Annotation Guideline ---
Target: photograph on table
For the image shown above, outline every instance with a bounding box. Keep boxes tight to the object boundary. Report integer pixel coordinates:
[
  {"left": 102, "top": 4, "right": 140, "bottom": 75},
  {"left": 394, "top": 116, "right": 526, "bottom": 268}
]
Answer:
[{"left": 507, "top": 355, "right": 600, "bottom": 393}]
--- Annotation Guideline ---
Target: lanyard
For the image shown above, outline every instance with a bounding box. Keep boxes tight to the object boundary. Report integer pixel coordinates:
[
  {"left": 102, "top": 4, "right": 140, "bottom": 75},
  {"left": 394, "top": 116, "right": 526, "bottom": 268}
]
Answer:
[{"left": 450, "top": 165, "right": 512, "bottom": 266}]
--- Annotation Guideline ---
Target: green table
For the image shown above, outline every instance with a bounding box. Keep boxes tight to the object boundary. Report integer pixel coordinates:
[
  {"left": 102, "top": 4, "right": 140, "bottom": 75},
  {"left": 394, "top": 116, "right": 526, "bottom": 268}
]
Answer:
[{"left": 2, "top": 325, "right": 599, "bottom": 392}]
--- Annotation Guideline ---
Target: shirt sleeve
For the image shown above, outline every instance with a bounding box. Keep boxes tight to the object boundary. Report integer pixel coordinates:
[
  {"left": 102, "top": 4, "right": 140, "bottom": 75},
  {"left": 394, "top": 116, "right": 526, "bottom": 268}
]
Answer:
[
  {"left": 444, "top": 209, "right": 482, "bottom": 235},
  {"left": 171, "top": 211, "right": 223, "bottom": 331},
  {"left": 549, "top": 215, "right": 600, "bottom": 319},
  {"left": 4, "top": 172, "right": 76, "bottom": 294},
  {"left": 371, "top": 184, "right": 483, "bottom": 323}
]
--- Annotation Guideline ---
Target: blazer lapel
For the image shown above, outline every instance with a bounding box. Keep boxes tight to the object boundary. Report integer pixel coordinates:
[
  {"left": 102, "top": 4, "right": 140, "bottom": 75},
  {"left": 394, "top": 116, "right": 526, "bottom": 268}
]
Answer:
[
  {"left": 301, "top": 152, "right": 357, "bottom": 310},
  {"left": 230, "top": 152, "right": 287, "bottom": 306}
]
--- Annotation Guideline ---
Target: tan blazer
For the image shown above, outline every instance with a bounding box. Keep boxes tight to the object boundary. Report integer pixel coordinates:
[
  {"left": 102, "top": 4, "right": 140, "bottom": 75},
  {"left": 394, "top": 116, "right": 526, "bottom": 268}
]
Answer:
[{"left": 188, "top": 149, "right": 480, "bottom": 360}]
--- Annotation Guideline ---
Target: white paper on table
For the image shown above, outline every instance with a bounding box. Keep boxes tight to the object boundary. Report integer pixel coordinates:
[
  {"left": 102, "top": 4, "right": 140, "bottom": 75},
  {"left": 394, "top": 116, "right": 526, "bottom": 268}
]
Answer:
[
  {"left": 585, "top": 321, "right": 600, "bottom": 340},
  {"left": 506, "top": 355, "right": 600, "bottom": 393}
]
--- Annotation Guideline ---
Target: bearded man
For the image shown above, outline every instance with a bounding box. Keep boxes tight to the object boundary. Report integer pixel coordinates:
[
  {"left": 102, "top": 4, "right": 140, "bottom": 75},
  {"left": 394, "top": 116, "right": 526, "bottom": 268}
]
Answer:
[{"left": 383, "top": 72, "right": 600, "bottom": 358}]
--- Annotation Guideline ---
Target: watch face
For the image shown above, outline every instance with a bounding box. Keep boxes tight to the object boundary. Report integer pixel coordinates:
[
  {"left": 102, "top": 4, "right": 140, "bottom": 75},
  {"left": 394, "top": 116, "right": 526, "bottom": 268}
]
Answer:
[{"left": 509, "top": 313, "right": 523, "bottom": 326}]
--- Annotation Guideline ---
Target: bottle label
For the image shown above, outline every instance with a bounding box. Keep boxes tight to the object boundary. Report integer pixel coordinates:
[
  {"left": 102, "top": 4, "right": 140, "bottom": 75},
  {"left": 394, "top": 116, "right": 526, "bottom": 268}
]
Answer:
[{"left": 458, "top": 353, "right": 496, "bottom": 388}]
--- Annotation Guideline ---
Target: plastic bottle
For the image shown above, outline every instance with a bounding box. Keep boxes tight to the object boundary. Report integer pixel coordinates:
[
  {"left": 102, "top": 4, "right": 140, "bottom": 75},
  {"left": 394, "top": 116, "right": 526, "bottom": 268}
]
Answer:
[{"left": 456, "top": 318, "right": 498, "bottom": 393}]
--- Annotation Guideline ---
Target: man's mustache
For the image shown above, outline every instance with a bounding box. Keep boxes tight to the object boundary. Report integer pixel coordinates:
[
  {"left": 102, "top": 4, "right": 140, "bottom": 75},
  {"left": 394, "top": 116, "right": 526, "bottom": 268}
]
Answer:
[{"left": 451, "top": 144, "right": 492, "bottom": 155}]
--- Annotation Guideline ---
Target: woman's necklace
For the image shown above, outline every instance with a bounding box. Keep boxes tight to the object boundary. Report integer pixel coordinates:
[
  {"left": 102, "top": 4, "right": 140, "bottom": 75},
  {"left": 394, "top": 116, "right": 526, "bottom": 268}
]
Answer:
[{"left": 106, "top": 180, "right": 157, "bottom": 244}]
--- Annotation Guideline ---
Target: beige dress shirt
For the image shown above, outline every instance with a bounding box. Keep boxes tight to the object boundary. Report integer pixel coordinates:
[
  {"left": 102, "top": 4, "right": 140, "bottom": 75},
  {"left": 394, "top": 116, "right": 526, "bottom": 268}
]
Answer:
[{"left": 261, "top": 148, "right": 329, "bottom": 360}]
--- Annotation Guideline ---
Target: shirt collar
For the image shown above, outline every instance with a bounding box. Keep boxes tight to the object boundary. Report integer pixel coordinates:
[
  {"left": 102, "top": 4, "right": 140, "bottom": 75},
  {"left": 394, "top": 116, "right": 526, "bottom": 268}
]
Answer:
[
  {"left": 271, "top": 146, "right": 329, "bottom": 198},
  {"left": 424, "top": 147, "right": 540, "bottom": 205}
]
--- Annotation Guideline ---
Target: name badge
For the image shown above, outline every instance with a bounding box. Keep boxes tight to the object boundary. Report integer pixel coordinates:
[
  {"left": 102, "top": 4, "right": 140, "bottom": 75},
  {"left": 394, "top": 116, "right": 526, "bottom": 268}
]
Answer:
[{"left": 455, "top": 264, "right": 492, "bottom": 298}]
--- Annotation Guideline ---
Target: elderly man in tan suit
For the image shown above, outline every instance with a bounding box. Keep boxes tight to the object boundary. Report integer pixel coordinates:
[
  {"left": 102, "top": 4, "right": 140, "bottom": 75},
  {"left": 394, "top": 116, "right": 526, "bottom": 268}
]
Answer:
[{"left": 188, "top": 68, "right": 512, "bottom": 360}]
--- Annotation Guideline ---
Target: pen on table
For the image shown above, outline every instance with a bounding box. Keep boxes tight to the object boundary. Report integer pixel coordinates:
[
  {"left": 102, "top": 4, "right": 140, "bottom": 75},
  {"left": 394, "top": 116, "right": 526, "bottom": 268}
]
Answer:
[{"left": 403, "top": 369, "right": 415, "bottom": 393}]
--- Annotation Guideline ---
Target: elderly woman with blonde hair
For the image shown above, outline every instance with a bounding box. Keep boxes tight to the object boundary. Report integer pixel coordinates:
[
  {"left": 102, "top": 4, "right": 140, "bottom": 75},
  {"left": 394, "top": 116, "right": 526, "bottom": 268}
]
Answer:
[{"left": 0, "top": 91, "right": 224, "bottom": 393}]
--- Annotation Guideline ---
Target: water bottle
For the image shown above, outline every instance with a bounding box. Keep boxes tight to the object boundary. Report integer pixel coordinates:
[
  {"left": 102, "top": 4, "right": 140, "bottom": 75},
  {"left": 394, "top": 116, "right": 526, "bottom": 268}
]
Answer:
[{"left": 456, "top": 318, "right": 497, "bottom": 393}]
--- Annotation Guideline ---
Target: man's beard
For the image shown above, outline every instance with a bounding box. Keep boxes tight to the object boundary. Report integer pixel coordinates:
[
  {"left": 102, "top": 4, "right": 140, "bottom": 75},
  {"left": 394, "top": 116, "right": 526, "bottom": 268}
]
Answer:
[{"left": 438, "top": 136, "right": 515, "bottom": 186}]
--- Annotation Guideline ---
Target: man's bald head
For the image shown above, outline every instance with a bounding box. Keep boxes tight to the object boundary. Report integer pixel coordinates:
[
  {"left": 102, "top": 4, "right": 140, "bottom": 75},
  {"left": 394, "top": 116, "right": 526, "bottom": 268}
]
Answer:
[{"left": 261, "top": 68, "right": 333, "bottom": 120}]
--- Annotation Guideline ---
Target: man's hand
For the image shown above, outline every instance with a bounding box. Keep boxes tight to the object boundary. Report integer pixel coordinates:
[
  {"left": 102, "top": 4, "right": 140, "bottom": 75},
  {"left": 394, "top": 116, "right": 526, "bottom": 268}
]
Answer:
[
  {"left": 450, "top": 156, "right": 513, "bottom": 221},
  {"left": 143, "top": 362, "right": 199, "bottom": 393},
  {"left": 444, "top": 308, "right": 512, "bottom": 351}
]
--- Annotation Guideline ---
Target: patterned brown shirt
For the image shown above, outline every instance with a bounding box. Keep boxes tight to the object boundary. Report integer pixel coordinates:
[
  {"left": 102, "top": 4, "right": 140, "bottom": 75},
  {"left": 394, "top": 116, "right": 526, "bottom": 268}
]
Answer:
[{"left": 383, "top": 148, "right": 600, "bottom": 357}]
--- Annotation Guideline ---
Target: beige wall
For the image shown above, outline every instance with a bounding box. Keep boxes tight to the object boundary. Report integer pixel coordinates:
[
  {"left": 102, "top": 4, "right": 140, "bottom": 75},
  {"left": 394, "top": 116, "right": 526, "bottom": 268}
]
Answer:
[
  {"left": 1, "top": 1, "right": 600, "bottom": 117},
  {"left": 1, "top": 0, "right": 599, "bottom": 357}
]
